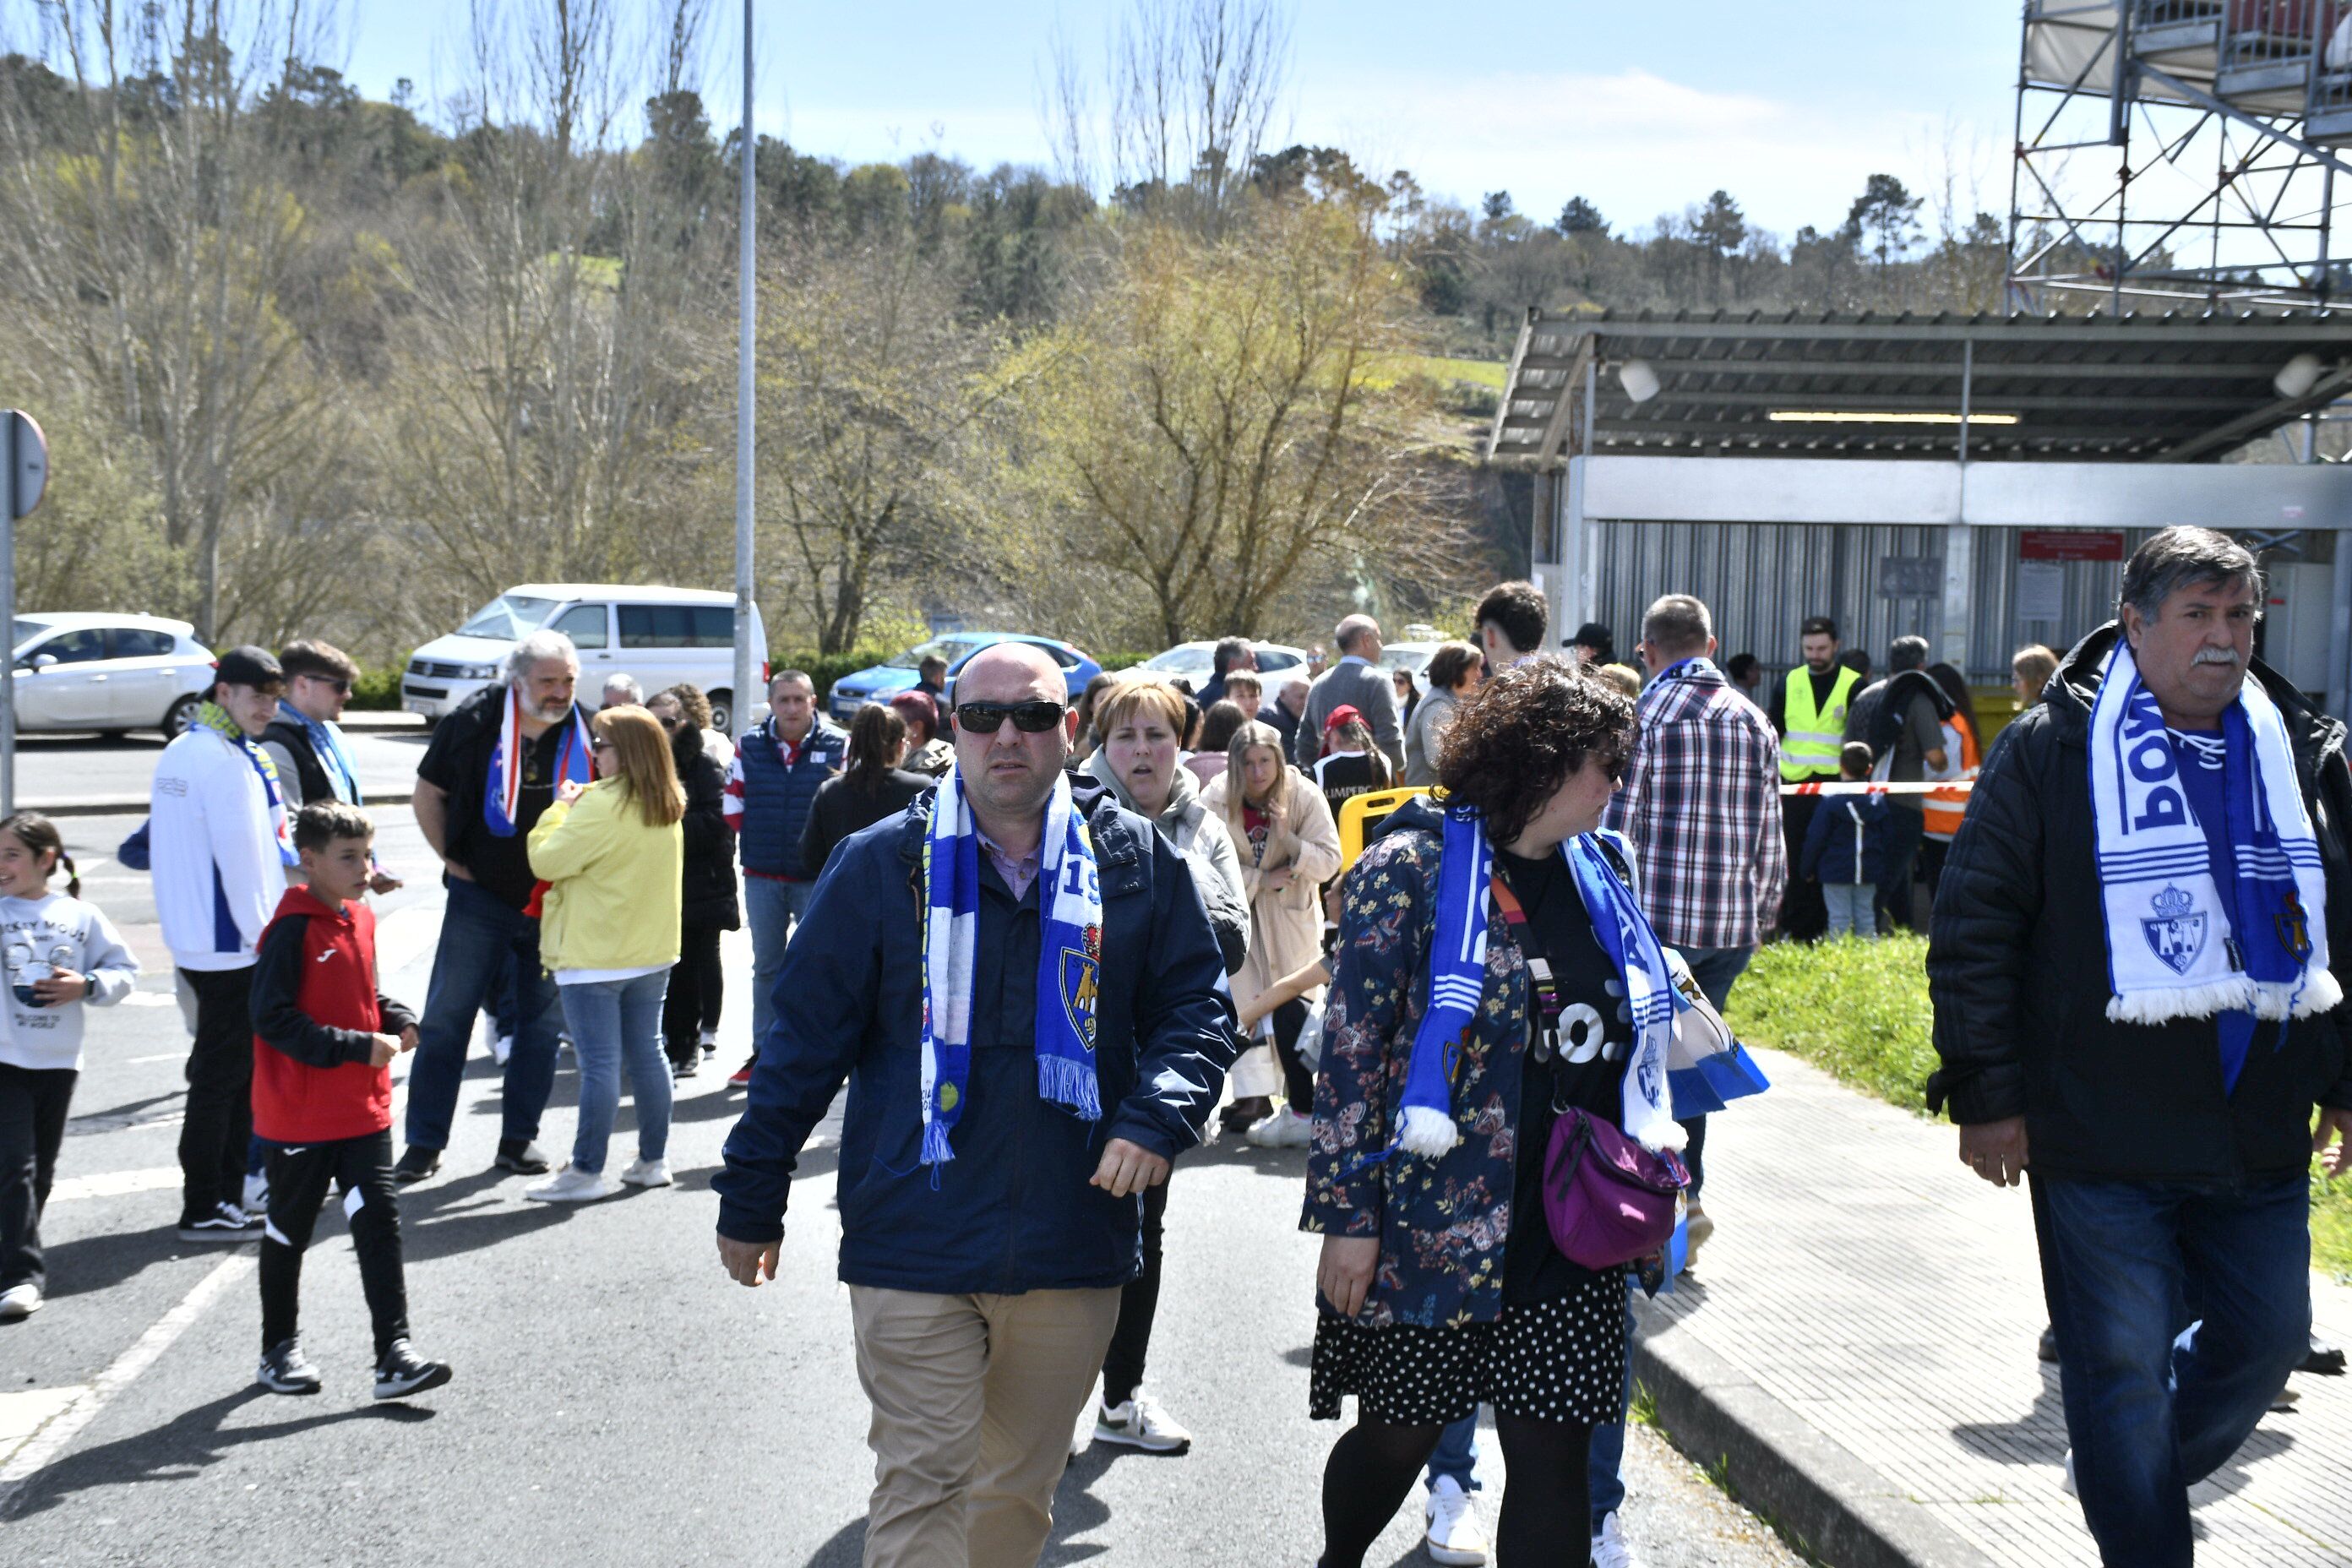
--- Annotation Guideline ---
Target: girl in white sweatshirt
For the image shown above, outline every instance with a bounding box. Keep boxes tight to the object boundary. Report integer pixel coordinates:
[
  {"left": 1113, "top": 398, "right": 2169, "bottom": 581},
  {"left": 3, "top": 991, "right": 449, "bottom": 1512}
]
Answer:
[{"left": 0, "top": 813, "right": 139, "bottom": 1320}]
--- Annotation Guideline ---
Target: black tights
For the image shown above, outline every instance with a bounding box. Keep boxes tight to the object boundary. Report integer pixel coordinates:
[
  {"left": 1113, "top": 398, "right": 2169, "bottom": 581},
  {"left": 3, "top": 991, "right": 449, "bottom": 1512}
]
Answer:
[{"left": 1319, "top": 1411, "right": 1593, "bottom": 1568}]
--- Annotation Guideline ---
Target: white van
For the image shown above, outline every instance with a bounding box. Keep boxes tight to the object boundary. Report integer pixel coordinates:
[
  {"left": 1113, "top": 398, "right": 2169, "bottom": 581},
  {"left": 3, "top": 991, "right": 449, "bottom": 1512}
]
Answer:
[{"left": 403, "top": 584, "right": 769, "bottom": 733}]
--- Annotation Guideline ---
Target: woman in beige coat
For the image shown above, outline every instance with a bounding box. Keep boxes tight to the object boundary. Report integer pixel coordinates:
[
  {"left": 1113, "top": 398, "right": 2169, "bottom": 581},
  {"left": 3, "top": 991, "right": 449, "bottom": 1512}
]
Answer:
[{"left": 1200, "top": 719, "right": 1341, "bottom": 1146}]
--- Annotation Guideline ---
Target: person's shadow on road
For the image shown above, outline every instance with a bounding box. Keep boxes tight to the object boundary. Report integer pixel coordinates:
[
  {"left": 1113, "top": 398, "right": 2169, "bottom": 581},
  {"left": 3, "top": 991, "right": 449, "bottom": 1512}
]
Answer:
[{"left": 3, "top": 1387, "right": 433, "bottom": 1522}]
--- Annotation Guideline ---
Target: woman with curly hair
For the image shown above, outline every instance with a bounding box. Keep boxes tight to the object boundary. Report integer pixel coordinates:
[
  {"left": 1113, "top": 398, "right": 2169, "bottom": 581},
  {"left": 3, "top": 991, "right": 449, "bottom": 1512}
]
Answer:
[{"left": 1306, "top": 655, "right": 1669, "bottom": 1568}]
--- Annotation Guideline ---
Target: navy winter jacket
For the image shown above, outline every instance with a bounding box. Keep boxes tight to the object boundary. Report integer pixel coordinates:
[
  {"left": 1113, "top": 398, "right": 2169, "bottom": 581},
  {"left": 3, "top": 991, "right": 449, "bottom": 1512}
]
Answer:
[
  {"left": 713, "top": 776, "right": 1239, "bottom": 1293},
  {"left": 735, "top": 716, "right": 847, "bottom": 878},
  {"left": 1799, "top": 792, "right": 1889, "bottom": 885}
]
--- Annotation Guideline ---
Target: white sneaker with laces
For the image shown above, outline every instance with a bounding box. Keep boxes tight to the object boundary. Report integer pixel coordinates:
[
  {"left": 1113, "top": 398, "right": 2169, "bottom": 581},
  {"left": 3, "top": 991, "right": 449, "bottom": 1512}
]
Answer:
[
  {"left": 1590, "top": 1509, "right": 1638, "bottom": 1568},
  {"left": 1424, "top": 1475, "right": 1489, "bottom": 1566},
  {"left": 620, "top": 1157, "right": 672, "bottom": 1188},
  {"left": 1094, "top": 1391, "right": 1192, "bottom": 1453},
  {"left": 525, "top": 1166, "right": 618, "bottom": 1203},
  {"left": 0, "top": 1281, "right": 41, "bottom": 1320},
  {"left": 1245, "top": 1108, "right": 1314, "bottom": 1148}
]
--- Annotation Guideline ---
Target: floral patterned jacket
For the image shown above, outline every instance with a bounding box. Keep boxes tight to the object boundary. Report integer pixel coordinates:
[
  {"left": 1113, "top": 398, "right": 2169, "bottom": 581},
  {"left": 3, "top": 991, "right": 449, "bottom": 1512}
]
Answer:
[{"left": 1300, "top": 798, "right": 1549, "bottom": 1330}]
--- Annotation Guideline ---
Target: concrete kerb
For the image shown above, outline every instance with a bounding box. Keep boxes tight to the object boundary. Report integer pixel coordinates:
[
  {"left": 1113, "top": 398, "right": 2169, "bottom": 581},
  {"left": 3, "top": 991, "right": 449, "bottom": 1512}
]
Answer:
[
  {"left": 29, "top": 787, "right": 418, "bottom": 820},
  {"left": 1632, "top": 1299, "right": 2000, "bottom": 1568}
]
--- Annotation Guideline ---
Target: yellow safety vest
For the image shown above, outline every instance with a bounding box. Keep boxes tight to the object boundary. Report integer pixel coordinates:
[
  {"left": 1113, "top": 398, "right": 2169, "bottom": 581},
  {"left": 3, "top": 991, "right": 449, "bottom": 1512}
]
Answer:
[{"left": 1781, "top": 664, "right": 1859, "bottom": 781}]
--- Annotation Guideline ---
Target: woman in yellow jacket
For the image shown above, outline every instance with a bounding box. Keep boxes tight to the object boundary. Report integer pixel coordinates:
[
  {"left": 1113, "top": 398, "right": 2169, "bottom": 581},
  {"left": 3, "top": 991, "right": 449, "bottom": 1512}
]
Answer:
[{"left": 524, "top": 705, "right": 683, "bottom": 1203}]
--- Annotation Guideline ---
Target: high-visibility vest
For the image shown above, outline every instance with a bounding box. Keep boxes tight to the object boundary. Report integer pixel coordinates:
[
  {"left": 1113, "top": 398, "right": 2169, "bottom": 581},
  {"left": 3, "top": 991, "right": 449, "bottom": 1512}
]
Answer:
[
  {"left": 1780, "top": 664, "right": 1859, "bottom": 781},
  {"left": 1922, "top": 711, "right": 1982, "bottom": 841}
]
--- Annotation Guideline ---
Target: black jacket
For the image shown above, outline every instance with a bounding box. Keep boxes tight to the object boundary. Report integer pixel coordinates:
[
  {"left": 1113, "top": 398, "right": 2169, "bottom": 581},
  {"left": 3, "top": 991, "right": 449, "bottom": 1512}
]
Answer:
[
  {"left": 673, "top": 733, "right": 741, "bottom": 931},
  {"left": 1925, "top": 623, "right": 2352, "bottom": 1184},
  {"left": 261, "top": 716, "right": 335, "bottom": 805},
  {"left": 800, "top": 769, "right": 937, "bottom": 882}
]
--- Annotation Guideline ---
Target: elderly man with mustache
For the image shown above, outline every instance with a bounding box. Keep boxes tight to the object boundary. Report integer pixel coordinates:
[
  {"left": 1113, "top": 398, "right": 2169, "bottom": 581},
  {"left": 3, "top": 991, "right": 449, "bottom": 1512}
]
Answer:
[{"left": 1927, "top": 525, "right": 2352, "bottom": 1567}]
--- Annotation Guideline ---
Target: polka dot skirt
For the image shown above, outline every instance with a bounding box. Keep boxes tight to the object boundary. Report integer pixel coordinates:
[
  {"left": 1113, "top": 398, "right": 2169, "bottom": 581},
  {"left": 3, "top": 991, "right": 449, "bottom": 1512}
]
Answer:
[{"left": 1308, "top": 1271, "right": 1628, "bottom": 1427}]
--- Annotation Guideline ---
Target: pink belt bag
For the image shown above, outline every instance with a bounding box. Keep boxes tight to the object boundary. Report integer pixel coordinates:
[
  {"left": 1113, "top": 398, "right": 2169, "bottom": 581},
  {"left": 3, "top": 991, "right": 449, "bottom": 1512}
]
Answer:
[{"left": 1540, "top": 1108, "right": 1689, "bottom": 1270}]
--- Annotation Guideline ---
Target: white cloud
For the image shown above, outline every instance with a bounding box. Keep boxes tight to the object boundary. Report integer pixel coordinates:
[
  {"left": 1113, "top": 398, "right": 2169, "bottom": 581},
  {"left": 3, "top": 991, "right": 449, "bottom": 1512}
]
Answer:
[{"left": 1293, "top": 65, "right": 1990, "bottom": 237}]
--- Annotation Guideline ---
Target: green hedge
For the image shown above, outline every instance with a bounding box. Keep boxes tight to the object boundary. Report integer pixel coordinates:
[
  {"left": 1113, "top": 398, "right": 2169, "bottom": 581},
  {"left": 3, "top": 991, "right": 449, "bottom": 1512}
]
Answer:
[
  {"left": 351, "top": 665, "right": 404, "bottom": 710},
  {"left": 1729, "top": 933, "right": 2352, "bottom": 1280}
]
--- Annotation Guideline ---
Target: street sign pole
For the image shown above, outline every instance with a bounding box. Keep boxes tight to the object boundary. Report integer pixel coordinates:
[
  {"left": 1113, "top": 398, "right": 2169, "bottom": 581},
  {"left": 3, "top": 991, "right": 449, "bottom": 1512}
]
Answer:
[
  {"left": 1, "top": 411, "right": 49, "bottom": 819},
  {"left": 731, "top": 0, "right": 757, "bottom": 739}
]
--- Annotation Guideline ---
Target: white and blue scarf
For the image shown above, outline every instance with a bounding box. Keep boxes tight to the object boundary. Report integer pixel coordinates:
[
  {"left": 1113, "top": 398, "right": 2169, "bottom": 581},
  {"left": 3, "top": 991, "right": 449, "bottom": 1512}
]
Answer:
[
  {"left": 919, "top": 763, "right": 1105, "bottom": 1167},
  {"left": 1396, "top": 804, "right": 1684, "bottom": 1158},
  {"left": 2088, "top": 636, "right": 2338, "bottom": 1031},
  {"left": 276, "top": 698, "right": 362, "bottom": 804},
  {"left": 483, "top": 688, "right": 592, "bottom": 837}
]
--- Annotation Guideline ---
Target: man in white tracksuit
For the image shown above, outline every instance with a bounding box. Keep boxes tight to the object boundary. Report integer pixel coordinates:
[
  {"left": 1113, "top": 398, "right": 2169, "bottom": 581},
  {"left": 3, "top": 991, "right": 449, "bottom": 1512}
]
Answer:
[{"left": 150, "top": 646, "right": 294, "bottom": 1241}]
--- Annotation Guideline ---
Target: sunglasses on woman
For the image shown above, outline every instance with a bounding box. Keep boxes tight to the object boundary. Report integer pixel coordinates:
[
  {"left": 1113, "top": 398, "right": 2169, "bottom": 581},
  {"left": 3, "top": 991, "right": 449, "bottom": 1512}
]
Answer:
[{"left": 953, "top": 700, "right": 1066, "bottom": 735}]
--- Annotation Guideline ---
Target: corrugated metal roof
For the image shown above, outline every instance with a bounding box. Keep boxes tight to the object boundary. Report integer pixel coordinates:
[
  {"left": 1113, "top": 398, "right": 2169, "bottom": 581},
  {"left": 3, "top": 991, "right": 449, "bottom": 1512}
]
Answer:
[{"left": 1484, "top": 308, "right": 2352, "bottom": 468}]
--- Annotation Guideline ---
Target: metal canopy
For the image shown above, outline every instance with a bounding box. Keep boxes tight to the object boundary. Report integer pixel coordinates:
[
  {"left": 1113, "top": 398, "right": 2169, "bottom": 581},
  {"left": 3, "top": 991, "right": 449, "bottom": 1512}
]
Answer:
[{"left": 1485, "top": 308, "right": 2352, "bottom": 468}]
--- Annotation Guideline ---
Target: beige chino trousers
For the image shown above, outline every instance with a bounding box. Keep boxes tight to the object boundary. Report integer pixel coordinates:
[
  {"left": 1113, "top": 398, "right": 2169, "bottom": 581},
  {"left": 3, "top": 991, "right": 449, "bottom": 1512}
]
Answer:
[{"left": 849, "top": 1284, "right": 1123, "bottom": 1568}]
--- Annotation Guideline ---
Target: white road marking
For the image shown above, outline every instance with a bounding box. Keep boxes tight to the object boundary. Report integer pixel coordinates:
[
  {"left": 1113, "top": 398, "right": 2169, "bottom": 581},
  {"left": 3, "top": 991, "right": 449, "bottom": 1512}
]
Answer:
[
  {"left": 46, "top": 1166, "right": 181, "bottom": 1203},
  {"left": 118, "top": 994, "right": 178, "bottom": 1009},
  {"left": 123, "top": 1050, "right": 182, "bottom": 1063},
  {"left": 0, "top": 1250, "right": 255, "bottom": 1516}
]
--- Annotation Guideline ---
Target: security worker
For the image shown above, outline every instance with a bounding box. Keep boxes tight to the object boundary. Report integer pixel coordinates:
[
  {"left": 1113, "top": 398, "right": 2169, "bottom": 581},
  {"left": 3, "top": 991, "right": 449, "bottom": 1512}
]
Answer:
[{"left": 1771, "top": 615, "right": 1858, "bottom": 940}]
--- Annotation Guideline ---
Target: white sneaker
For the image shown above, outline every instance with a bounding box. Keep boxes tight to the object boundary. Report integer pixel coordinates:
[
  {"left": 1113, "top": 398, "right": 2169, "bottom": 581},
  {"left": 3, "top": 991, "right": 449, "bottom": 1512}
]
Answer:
[
  {"left": 620, "top": 1157, "right": 672, "bottom": 1188},
  {"left": 0, "top": 1282, "right": 41, "bottom": 1321},
  {"left": 1590, "top": 1509, "right": 1639, "bottom": 1568},
  {"left": 525, "top": 1166, "right": 618, "bottom": 1203},
  {"left": 242, "top": 1172, "right": 270, "bottom": 1215},
  {"left": 1424, "top": 1475, "right": 1489, "bottom": 1566},
  {"left": 491, "top": 1033, "right": 513, "bottom": 1067},
  {"left": 1094, "top": 1391, "right": 1192, "bottom": 1454},
  {"left": 1245, "top": 1108, "right": 1314, "bottom": 1148}
]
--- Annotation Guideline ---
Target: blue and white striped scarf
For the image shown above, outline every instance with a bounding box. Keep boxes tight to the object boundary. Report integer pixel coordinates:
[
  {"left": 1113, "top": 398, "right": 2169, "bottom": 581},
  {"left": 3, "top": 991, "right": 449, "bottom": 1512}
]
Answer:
[
  {"left": 276, "top": 699, "right": 362, "bottom": 804},
  {"left": 1396, "top": 804, "right": 1683, "bottom": 1158},
  {"left": 919, "top": 763, "right": 1105, "bottom": 1166},
  {"left": 2088, "top": 636, "right": 2338, "bottom": 1029}
]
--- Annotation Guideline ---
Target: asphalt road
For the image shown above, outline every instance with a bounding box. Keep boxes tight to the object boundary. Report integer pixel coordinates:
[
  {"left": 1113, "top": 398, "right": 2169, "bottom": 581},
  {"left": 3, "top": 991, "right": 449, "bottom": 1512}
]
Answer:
[
  {"left": 15, "top": 724, "right": 432, "bottom": 814},
  {"left": 0, "top": 823, "right": 1805, "bottom": 1568}
]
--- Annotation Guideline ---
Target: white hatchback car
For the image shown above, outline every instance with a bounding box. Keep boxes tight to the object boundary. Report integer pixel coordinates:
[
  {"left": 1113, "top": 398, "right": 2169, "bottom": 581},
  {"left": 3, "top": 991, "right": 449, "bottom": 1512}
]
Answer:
[
  {"left": 404, "top": 584, "right": 770, "bottom": 733},
  {"left": 11, "top": 612, "right": 216, "bottom": 737},
  {"left": 1125, "top": 640, "right": 1311, "bottom": 684}
]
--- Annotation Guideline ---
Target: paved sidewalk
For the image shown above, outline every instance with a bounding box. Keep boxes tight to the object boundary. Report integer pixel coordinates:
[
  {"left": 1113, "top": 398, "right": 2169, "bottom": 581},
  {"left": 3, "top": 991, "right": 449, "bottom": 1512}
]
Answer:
[{"left": 1636, "top": 1046, "right": 2352, "bottom": 1568}]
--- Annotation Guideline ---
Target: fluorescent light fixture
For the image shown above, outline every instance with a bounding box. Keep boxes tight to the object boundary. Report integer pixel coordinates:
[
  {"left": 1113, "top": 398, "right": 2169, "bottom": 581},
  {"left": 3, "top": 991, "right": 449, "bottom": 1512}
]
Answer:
[
  {"left": 1619, "top": 359, "right": 1660, "bottom": 404},
  {"left": 2275, "top": 352, "right": 2324, "bottom": 400},
  {"left": 1767, "top": 411, "right": 2022, "bottom": 426}
]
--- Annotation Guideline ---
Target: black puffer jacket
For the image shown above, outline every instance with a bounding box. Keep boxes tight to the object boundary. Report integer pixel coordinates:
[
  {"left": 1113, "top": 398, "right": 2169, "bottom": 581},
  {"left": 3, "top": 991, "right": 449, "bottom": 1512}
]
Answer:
[
  {"left": 674, "top": 732, "right": 741, "bottom": 931},
  {"left": 1925, "top": 623, "right": 2352, "bottom": 1184}
]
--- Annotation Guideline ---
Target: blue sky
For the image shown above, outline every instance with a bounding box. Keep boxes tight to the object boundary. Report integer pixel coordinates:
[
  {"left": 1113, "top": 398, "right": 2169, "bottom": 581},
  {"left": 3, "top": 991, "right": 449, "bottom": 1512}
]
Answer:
[{"left": 341, "top": 2, "right": 2023, "bottom": 239}]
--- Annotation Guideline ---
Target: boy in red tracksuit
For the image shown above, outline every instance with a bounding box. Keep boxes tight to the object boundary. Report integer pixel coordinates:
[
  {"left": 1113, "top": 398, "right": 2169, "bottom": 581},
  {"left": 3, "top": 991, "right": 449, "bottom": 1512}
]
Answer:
[{"left": 249, "top": 802, "right": 451, "bottom": 1400}]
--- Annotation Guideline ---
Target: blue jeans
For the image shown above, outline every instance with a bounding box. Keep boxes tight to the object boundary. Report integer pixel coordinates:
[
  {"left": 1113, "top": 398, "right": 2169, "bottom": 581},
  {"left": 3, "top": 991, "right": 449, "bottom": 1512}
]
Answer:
[
  {"left": 482, "top": 950, "right": 520, "bottom": 1041},
  {"left": 746, "top": 875, "right": 814, "bottom": 1054},
  {"left": 2034, "top": 1173, "right": 2310, "bottom": 1567},
  {"left": 1671, "top": 944, "right": 1753, "bottom": 1201},
  {"left": 1821, "top": 882, "right": 1876, "bottom": 938},
  {"left": 405, "top": 875, "right": 562, "bottom": 1152},
  {"left": 1587, "top": 1279, "right": 1639, "bottom": 1530},
  {"left": 559, "top": 969, "right": 673, "bottom": 1175},
  {"left": 1426, "top": 1411, "right": 1480, "bottom": 1492}
]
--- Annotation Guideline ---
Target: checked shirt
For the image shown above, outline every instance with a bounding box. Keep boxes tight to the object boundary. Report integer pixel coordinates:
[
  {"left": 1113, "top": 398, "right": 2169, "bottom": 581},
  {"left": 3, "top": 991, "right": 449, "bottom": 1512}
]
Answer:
[{"left": 1603, "top": 658, "right": 1788, "bottom": 950}]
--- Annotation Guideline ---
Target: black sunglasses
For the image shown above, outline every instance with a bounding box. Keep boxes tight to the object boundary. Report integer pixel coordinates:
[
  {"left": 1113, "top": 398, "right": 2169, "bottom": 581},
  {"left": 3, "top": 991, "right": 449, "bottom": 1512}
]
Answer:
[{"left": 954, "top": 700, "right": 1067, "bottom": 735}]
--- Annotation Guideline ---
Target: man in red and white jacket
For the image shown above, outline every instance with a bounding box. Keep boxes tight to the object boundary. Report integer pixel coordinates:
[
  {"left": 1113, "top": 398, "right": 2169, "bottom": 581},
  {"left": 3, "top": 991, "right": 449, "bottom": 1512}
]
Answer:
[{"left": 247, "top": 801, "right": 449, "bottom": 1402}]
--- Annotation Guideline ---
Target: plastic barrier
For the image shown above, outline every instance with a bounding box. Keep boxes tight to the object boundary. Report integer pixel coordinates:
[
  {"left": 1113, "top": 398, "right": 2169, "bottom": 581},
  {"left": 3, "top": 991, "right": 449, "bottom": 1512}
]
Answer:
[{"left": 1337, "top": 786, "right": 1431, "bottom": 869}]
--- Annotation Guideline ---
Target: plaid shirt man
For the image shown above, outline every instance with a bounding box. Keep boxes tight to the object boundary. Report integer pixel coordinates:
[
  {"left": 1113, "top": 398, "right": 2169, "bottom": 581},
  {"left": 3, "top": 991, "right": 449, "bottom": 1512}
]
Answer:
[{"left": 1603, "top": 656, "right": 1788, "bottom": 950}]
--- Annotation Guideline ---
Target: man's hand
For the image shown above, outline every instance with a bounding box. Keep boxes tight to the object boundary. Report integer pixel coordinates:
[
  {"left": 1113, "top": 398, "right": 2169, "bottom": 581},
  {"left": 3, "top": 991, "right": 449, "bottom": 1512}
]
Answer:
[
  {"left": 1090, "top": 1138, "right": 1170, "bottom": 1198},
  {"left": 2314, "top": 1107, "right": 2352, "bottom": 1176},
  {"left": 1958, "top": 1116, "right": 2029, "bottom": 1187},
  {"left": 369, "top": 869, "right": 404, "bottom": 895},
  {"left": 1317, "top": 1235, "right": 1380, "bottom": 1319},
  {"left": 368, "top": 1032, "right": 402, "bottom": 1068},
  {"left": 717, "top": 1233, "right": 781, "bottom": 1288},
  {"left": 398, "top": 1025, "right": 420, "bottom": 1054},
  {"left": 444, "top": 860, "right": 475, "bottom": 884}
]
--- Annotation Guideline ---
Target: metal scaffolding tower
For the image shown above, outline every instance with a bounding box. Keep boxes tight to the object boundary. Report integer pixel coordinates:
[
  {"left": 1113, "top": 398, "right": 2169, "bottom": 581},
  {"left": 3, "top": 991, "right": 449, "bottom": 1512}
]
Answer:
[{"left": 2012, "top": 2, "right": 2352, "bottom": 313}]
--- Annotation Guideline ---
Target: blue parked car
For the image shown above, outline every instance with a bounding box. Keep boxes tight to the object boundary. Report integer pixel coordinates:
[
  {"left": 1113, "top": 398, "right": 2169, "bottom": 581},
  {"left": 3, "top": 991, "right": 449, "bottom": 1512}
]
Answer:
[{"left": 825, "top": 634, "right": 1102, "bottom": 723}]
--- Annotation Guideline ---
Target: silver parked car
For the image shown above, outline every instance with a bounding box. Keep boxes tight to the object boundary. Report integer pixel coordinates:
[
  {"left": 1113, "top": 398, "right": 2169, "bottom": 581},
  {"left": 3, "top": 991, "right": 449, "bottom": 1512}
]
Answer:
[{"left": 11, "top": 612, "right": 217, "bottom": 737}]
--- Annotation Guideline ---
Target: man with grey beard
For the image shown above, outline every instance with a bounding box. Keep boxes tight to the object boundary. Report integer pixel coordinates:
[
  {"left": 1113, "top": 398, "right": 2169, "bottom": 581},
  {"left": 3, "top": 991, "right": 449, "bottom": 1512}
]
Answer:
[{"left": 395, "top": 630, "right": 597, "bottom": 1184}]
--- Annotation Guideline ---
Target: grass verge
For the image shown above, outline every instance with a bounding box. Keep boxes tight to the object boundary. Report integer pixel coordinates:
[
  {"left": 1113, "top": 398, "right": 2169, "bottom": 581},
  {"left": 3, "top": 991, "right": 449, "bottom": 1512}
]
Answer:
[{"left": 1725, "top": 933, "right": 2352, "bottom": 1282}]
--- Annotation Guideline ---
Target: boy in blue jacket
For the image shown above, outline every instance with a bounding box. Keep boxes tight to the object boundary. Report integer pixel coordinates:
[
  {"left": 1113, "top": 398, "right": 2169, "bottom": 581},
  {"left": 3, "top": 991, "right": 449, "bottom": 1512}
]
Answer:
[{"left": 1799, "top": 742, "right": 1889, "bottom": 939}]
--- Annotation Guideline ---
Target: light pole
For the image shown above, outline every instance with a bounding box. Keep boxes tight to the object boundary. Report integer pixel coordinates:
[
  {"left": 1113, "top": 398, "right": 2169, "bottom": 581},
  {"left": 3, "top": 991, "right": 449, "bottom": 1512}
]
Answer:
[{"left": 731, "top": 0, "right": 757, "bottom": 738}]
